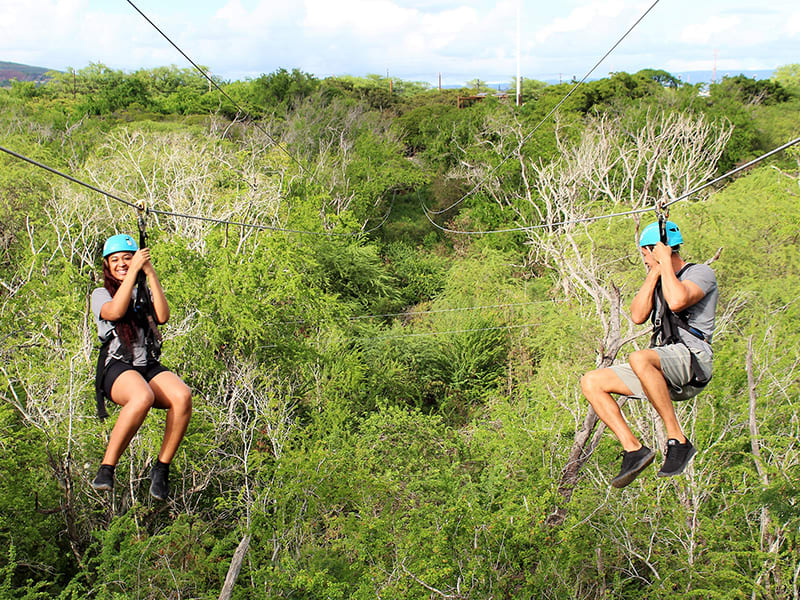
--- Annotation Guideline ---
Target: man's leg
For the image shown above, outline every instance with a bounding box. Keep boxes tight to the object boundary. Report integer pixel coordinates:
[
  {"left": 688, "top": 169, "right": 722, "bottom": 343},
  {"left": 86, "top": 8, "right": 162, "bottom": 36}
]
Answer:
[
  {"left": 627, "top": 349, "right": 686, "bottom": 443},
  {"left": 580, "top": 368, "right": 641, "bottom": 451},
  {"left": 580, "top": 366, "right": 656, "bottom": 488}
]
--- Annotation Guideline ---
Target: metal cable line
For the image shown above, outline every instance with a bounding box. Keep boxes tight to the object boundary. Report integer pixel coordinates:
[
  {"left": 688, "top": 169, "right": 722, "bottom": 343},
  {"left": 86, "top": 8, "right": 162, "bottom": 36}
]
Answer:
[
  {"left": 425, "top": 0, "right": 662, "bottom": 217},
  {"left": 663, "top": 135, "right": 800, "bottom": 208},
  {"left": 0, "top": 143, "right": 393, "bottom": 237},
  {"left": 124, "top": 0, "right": 309, "bottom": 178},
  {"left": 267, "top": 300, "right": 552, "bottom": 327},
  {"left": 149, "top": 192, "right": 397, "bottom": 236},
  {"left": 0, "top": 144, "right": 140, "bottom": 210},
  {"left": 260, "top": 320, "right": 541, "bottom": 348},
  {"left": 352, "top": 321, "right": 540, "bottom": 342},
  {"left": 423, "top": 134, "right": 800, "bottom": 235}
]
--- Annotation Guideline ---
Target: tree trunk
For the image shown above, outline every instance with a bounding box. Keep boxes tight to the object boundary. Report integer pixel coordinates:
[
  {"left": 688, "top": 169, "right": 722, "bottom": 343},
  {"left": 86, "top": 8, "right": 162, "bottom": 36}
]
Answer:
[{"left": 218, "top": 533, "right": 251, "bottom": 600}]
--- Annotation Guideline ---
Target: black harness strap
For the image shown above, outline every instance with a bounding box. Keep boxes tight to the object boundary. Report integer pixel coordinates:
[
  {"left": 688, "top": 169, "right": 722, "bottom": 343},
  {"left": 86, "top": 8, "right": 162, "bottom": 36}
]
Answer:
[
  {"left": 135, "top": 214, "right": 162, "bottom": 360},
  {"left": 94, "top": 336, "right": 113, "bottom": 420},
  {"left": 650, "top": 263, "right": 711, "bottom": 389}
]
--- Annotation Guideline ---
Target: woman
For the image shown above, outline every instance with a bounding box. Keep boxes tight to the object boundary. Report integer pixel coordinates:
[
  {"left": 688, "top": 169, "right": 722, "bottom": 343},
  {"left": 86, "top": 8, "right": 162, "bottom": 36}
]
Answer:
[{"left": 90, "top": 234, "right": 192, "bottom": 500}]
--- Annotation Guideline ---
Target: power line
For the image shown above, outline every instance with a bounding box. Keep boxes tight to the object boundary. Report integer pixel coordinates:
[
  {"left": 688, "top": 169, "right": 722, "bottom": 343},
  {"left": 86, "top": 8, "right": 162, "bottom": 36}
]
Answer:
[
  {"left": 269, "top": 300, "right": 552, "bottom": 327},
  {"left": 262, "top": 320, "right": 541, "bottom": 348},
  {"left": 354, "top": 321, "right": 539, "bottom": 342},
  {"left": 349, "top": 300, "right": 548, "bottom": 321},
  {"left": 423, "top": 134, "right": 800, "bottom": 236},
  {"left": 425, "top": 0, "right": 662, "bottom": 217},
  {"left": 0, "top": 143, "right": 393, "bottom": 237},
  {"left": 124, "top": 0, "right": 309, "bottom": 178}
]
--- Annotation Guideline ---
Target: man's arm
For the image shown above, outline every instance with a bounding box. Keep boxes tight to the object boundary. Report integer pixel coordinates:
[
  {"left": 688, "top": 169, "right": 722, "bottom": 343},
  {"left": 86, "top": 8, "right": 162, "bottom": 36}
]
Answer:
[
  {"left": 630, "top": 267, "right": 660, "bottom": 324},
  {"left": 653, "top": 243, "right": 706, "bottom": 312}
]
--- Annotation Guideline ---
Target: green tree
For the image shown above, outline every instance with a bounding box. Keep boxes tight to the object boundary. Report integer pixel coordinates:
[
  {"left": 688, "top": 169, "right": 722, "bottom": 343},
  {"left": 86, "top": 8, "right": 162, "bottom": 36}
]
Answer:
[
  {"left": 250, "top": 68, "right": 319, "bottom": 112},
  {"left": 711, "top": 73, "right": 790, "bottom": 105},
  {"left": 771, "top": 63, "right": 800, "bottom": 96}
]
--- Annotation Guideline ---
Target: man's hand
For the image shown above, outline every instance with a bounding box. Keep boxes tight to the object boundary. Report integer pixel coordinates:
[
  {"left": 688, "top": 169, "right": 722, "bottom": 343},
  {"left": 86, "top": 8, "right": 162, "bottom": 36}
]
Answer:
[
  {"left": 652, "top": 242, "right": 673, "bottom": 267},
  {"left": 641, "top": 246, "right": 660, "bottom": 272}
]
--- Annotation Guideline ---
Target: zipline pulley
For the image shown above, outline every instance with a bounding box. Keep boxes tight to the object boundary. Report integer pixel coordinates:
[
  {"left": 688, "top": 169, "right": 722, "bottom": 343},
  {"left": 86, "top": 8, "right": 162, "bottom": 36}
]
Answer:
[{"left": 655, "top": 201, "right": 669, "bottom": 245}]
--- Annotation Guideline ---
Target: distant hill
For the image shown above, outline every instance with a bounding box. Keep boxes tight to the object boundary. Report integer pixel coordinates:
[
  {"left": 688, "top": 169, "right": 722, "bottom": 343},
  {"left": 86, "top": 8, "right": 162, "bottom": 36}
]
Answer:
[
  {"left": 0, "top": 60, "right": 56, "bottom": 87},
  {"left": 446, "top": 69, "right": 776, "bottom": 91}
]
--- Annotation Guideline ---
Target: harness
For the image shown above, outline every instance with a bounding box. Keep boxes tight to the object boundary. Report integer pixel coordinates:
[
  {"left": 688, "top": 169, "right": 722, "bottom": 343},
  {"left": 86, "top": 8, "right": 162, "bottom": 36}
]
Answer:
[
  {"left": 93, "top": 214, "right": 162, "bottom": 419},
  {"left": 650, "top": 264, "right": 711, "bottom": 389}
]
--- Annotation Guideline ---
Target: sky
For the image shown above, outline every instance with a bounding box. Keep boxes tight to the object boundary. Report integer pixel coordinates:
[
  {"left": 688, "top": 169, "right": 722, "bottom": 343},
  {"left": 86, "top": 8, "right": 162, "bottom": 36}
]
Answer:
[{"left": 2, "top": 0, "right": 798, "bottom": 86}]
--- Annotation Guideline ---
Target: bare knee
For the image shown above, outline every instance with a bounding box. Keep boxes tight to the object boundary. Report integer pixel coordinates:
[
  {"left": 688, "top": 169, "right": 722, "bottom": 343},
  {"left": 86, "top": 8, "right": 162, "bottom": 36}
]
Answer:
[
  {"left": 170, "top": 385, "right": 192, "bottom": 418},
  {"left": 628, "top": 350, "right": 653, "bottom": 375},
  {"left": 124, "top": 390, "right": 155, "bottom": 415},
  {"left": 581, "top": 370, "right": 603, "bottom": 397}
]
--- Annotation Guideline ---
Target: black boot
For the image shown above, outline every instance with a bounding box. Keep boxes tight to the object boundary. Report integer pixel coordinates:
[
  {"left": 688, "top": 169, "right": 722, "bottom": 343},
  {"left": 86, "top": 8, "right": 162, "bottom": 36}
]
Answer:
[
  {"left": 149, "top": 460, "right": 170, "bottom": 501},
  {"left": 611, "top": 446, "right": 655, "bottom": 488},
  {"left": 92, "top": 464, "right": 115, "bottom": 492},
  {"left": 657, "top": 438, "right": 697, "bottom": 477}
]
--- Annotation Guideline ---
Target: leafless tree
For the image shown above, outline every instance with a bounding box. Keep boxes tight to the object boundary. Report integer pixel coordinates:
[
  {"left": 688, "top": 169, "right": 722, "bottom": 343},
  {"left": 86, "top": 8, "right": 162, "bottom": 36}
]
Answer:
[{"left": 448, "top": 108, "right": 731, "bottom": 527}]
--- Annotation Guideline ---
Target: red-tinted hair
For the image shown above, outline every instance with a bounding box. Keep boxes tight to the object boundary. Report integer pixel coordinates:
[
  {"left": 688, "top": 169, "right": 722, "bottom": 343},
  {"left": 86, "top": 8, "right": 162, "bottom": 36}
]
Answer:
[{"left": 102, "top": 261, "right": 138, "bottom": 352}]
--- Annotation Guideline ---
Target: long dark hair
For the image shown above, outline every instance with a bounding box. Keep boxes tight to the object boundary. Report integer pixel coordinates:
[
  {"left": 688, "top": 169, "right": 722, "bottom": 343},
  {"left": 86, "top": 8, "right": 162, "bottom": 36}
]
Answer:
[{"left": 102, "top": 261, "right": 138, "bottom": 352}]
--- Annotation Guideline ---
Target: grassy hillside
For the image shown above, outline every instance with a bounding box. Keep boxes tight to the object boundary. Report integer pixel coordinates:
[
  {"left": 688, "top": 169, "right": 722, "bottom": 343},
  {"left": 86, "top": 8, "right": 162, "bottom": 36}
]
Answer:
[
  {"left": 0, "top": 65, "right": 798, "bottom": 599},
  {"left": 0, "top": 60, "right": 55, "bottom": 87}
]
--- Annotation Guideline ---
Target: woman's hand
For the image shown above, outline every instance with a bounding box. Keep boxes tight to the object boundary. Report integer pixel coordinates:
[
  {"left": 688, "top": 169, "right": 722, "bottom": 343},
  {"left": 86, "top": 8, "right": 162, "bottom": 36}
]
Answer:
[{"left": 131, "top": 248, "right": 155, "bottom": 277}]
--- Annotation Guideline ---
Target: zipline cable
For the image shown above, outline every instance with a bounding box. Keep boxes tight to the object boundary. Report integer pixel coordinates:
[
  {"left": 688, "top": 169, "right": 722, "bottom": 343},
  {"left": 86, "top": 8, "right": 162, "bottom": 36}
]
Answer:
[
  {"left": 663, "top": 135, "right": 800, "bottom": 208},
  {"left": 124, "top": 0, "right": 309, "bottom": 178},
  {"left": 425, "top": 0, "right": 662, "bottom": 217},
  {"left": 149, "top": 192, "right": 397, "bottom": 237},
  {"left": 422, "top": 134, "right": 800, "bottom": 236},
  {"left": 0, "top": 144, "right": 140, "bottom": 211},
  {"left": 0, "top": 143, "right": 393, "bottom": 237}
]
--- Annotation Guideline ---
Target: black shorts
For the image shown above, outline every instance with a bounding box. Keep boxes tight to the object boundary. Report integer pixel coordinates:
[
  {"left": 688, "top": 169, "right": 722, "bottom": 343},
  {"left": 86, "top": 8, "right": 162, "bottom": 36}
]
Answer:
[{"left": 103, "top": 359, "right": 170, "bottom": 399}]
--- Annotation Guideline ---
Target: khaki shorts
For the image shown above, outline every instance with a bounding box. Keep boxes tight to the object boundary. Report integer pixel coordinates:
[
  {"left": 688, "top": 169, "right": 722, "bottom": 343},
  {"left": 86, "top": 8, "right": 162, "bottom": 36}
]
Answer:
[{"left": 610, "top": 344, "right": 712, "bottom": 402}]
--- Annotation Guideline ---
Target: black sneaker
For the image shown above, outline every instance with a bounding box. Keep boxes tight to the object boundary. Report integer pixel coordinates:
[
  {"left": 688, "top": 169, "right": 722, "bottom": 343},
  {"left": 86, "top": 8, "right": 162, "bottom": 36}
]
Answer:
[
  {"left": 91, "top": 465, "right": 114, "bottom": 492},
  {"left": 149, "top": 463, "right": 169, "bottom": 501},
  {"left": 657, "top": 438, "right": 696, "bottom": 477},
  {"left": 611, "top": 445, "right": 655, "bottom": 488}
]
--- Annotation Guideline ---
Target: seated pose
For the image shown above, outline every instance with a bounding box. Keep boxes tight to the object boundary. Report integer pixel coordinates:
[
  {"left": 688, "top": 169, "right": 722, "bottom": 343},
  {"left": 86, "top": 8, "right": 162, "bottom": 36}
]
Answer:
[
  {"left": 90, "top": 234, "right": 192, "bottom": 500},
  {"left": 580, "top": 220, "right": 718, "bottom": 488}
]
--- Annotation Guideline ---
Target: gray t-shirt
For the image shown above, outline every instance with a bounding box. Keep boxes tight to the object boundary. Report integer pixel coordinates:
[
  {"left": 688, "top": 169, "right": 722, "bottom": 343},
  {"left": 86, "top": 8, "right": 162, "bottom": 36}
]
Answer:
[
  {"left": 90, "top": 287, "right": 149, "bottom": 366},
  {"left": 654, "top": 263, "right": 718, "bottom": 355}
]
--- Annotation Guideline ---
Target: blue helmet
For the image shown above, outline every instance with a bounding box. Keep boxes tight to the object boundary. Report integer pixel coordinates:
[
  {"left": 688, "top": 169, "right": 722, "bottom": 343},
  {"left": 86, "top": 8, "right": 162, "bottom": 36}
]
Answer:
[
  {"left": 639, "top": 220, "right": 683, "bottom": 248},
  {"left": 102, "top": 234, "right": 138, "bottom": 258}
]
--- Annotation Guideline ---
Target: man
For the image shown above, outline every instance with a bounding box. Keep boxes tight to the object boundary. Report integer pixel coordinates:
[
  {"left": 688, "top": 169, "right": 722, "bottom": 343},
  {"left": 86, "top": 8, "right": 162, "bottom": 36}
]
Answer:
[{"left": 580, "top": 220, "right": 718, "bottom": 488}]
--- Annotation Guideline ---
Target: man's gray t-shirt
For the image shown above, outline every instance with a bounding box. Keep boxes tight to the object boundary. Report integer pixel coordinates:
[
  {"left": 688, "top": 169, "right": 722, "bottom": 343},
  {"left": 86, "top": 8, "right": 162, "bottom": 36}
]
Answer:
[
  {"left": 90, "top": 287, "right": 149, "bottom": 366},
  {"left": 654, "top": 263, "right": 718, "bottom": 356}
]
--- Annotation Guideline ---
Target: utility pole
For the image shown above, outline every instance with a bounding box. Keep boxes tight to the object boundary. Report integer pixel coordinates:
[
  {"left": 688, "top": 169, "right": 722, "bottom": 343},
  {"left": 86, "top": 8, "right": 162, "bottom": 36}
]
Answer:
[
  {"left": 712, "top": 49, "right": 718, "bottom": 84},
  {"left": 516, "top": 0, "right": 521, "bottom": 106},
  {"left": 438, "top": 72, "right": 441, "bottom": 91}
]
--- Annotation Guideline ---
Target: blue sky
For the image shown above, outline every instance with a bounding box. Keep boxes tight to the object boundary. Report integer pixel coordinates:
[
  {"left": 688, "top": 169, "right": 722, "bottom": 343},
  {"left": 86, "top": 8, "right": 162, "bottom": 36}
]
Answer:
[{"left": 3, "top": 1, "right": 798, "bottom": 85}]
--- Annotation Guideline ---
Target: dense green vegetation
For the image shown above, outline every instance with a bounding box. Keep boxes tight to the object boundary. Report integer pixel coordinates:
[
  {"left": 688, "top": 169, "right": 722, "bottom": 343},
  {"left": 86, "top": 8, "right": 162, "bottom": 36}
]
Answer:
[{"left": 1, "top": 63, "right": 799, "bottom": 599}]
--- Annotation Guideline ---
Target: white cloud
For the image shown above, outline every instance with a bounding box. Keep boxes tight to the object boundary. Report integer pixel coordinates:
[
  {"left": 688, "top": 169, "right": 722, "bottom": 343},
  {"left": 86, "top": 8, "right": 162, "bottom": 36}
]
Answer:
[
  {"left": 2, "top": 1, "right": 798, "bottom": 85},
  {"left": 535, "top": 0, "right": 628, "bottom": 44},
  {"left": 303, "top": 0, "right": 417, "bottom": 37},
  {"left": 679, "top": 15, "right": 740, "bottom": 45},
  {"left": 784, "top": 12, "right": 800, "bottom": 36}
]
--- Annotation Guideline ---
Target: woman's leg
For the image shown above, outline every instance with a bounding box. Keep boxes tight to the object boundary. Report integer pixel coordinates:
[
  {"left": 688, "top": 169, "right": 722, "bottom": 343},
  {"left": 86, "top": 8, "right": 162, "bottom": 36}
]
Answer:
[
  {"left": 102, "top": 370, "right": 155, "bottom": 466},
  {"left": 148, "top": 371, "right": 192, "bottom": 463}
]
